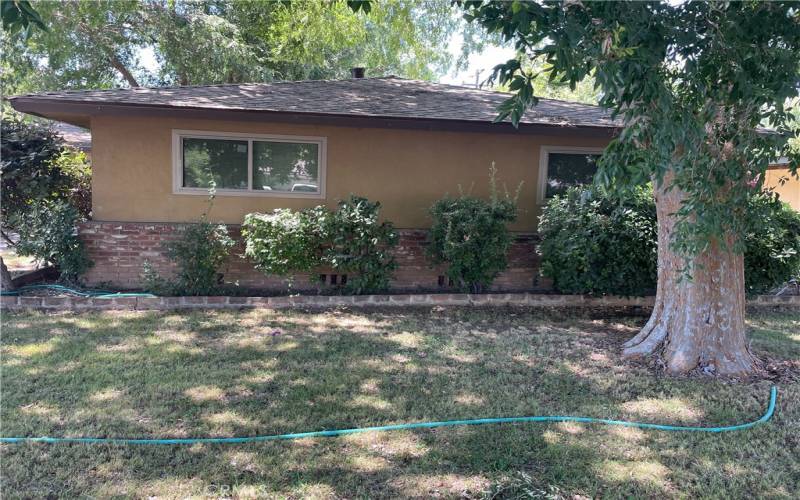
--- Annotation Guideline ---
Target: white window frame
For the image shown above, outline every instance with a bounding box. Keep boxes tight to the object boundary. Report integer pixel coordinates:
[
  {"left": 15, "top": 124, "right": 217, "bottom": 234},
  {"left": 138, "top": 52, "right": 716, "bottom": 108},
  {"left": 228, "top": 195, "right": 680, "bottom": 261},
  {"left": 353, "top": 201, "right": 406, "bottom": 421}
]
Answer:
[
  {"left": 537, "top": 145, "right": 605, "bottom": 204},
  {"left": 172, "top": 129, "right": 327, "bottom": 199}
]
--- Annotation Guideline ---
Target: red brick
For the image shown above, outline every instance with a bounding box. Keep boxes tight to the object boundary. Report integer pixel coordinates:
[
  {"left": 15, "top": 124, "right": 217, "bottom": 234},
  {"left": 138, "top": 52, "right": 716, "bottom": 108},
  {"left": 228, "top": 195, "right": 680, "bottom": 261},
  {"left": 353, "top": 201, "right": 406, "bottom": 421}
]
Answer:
[
  {"left": 78, "top": 222, "right": 543, "bottom": 292},
  {"left": 246, "top": 297, "right": 270, "bottom": 307},
  {"left": 43, "top": 297, "right": 71, "bottom": 308},
  {"left": 268, "top": 297, "right": 292, "bottom": 307},
  {"left": 107, "top": 297, "right": 136, "bottom": 308},
  {"left": 0, "top": 296, "right": 19, "bottom": 308},
  {"left": 158, "top": 297, "right": 180, "bottom": 308}
]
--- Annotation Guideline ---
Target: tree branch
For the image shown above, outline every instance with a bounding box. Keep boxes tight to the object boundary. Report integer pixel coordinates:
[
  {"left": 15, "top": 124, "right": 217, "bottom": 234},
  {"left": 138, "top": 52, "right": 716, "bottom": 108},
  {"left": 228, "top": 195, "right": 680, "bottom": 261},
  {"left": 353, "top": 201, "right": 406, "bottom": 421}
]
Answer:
[
  {"left": 105, "top": 49, "right": 140, "bottom": 87},
  {"left": 0, "top": 229, "right": 17, "bottom": 247},
  {"left": 71, "top": 13, "right": 141, "bottom": 88}
]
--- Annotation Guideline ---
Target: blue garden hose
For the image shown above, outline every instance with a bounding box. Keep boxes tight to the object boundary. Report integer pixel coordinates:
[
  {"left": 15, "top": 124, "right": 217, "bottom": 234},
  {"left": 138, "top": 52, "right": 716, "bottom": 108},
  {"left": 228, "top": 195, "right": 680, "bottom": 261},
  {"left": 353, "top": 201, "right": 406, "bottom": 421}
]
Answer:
[
  {"left": 0, "top": 386, "right": 777, "bottom": 445},
  {"left": 0, "top": 284, "right": 155, "bottom": 299}
]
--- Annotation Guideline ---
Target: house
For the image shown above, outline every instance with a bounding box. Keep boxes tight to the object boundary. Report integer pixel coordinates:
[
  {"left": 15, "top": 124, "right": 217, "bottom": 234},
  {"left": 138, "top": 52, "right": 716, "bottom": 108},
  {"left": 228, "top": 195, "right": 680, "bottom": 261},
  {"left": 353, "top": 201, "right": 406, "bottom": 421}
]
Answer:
[
  {"left": 7, "top": 75, "right": 796, "bottom": 290},
  {"left": 765, "top": 158, "right": 800, "bottom": 210}
]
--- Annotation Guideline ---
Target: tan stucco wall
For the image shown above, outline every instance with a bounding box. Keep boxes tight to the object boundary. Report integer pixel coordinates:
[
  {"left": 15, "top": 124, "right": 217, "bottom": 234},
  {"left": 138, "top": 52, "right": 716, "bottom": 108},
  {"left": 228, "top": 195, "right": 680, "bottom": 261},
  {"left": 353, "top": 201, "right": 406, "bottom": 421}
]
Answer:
[
  {"left": 90, "top": 115, "right": 610, "bottom": 231},
  {"left": 764, "top": 167, "right": 800, "bottom": 211}
]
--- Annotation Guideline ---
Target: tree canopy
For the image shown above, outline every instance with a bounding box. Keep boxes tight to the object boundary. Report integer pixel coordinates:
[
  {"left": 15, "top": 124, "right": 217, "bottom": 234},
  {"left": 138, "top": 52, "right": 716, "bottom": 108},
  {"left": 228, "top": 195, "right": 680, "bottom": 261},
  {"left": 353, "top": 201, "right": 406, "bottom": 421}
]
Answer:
[
  {"left": 455, "top": 1, "right": 800, "bottom": 376},
  {"left": 2, "top": 0, "right": 486, "bottom": 95},
  {"left": 462, "top": 1, "right": 800, "bottom": 258}
]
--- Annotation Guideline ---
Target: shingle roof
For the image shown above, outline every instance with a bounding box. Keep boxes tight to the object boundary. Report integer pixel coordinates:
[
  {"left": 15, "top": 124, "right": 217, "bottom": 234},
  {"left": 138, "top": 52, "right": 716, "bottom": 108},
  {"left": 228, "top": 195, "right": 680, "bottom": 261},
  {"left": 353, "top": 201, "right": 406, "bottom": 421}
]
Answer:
[{"left": 10, "top": 77, "right": 619, "bottom": 129}]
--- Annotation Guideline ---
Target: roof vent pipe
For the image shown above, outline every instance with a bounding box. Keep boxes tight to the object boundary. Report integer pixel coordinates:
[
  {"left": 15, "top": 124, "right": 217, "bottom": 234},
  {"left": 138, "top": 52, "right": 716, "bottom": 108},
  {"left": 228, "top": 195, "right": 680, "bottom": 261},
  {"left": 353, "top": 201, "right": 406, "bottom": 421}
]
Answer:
[{"left": 350, "top": 67, "right": 365, "bottom": 79}]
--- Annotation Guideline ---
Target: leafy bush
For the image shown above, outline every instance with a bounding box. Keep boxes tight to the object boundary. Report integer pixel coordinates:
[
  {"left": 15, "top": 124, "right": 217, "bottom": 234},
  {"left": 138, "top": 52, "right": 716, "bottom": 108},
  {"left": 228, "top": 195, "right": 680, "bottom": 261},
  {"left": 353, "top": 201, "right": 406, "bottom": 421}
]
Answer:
[
  {"left": 143, "top": 219, "right": 235, "bottom": 296},
  {"left": 743, "top": 193, "right": 800, "bottom": 294},
  {"left": 12, "top": 200, "right": 91, "bottom": 282},
  {"left": 1, "top": 119, "right": 91, "bottom": 222},
  {"left": 1, "top": 119, "right": 93, "bottom": 280},
  {"left": 538, "top": 186, "right": 800, "bottom": 295},
  {"left": 427, "top": 169, "right": 519, "bottom": 293},
  {"left": 243, "top": 195, "right": 398, "bottom": 294},
  {"left": 322, "top": 196, "right": 398, "bottom": 294},
  {"left": 537, "top": 186, "right": 658, "bottom": 296},
  {"left": 242, "top": 207, "right": 326, "bottom": 277},
  {"left": 52, "top": 148, "right": 92, "bottom": 218}
]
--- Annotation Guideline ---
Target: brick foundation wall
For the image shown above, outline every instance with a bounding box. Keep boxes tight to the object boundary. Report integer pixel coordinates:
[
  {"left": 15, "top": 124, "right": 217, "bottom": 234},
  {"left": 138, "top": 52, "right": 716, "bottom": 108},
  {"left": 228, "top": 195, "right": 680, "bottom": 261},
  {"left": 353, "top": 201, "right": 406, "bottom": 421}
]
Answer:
[{"left": 79, "top": 221, "right": 547, "bottom": 292}]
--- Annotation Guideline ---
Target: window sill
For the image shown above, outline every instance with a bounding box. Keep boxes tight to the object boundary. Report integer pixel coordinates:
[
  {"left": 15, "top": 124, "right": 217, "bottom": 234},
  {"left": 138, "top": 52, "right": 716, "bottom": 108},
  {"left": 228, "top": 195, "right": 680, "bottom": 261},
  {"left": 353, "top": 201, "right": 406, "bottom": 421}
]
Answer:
[{"left": 173, "top": 188, "right": 325, "bottom": 200}]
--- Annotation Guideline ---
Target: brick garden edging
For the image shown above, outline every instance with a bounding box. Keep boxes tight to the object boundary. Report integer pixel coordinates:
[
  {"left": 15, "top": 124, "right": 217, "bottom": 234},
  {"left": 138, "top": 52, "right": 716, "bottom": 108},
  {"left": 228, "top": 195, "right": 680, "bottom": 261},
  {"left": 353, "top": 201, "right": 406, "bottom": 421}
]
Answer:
[{"left": 1, "top": 293, "right": 797, "bottom": 312}]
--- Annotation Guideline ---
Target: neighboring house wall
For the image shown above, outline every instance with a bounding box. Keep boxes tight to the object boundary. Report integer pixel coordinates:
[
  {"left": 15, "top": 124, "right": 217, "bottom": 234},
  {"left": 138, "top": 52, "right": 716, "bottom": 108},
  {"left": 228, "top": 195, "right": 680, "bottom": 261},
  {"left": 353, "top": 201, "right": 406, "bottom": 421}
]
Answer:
[
  {"left": 89, "top": 115, "right": 610, "bottom": 231},
  {"left": 764, "top": 166, "right": 800, "bottom": 210}
]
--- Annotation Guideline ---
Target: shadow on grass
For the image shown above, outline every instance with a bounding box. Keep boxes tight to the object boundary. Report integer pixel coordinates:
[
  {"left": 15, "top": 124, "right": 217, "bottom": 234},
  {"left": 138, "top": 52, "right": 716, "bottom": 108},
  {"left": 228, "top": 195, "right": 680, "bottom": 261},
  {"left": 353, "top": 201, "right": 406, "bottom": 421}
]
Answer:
[{"left": 1, "top": 308, "right": 797, "bottom": 498}]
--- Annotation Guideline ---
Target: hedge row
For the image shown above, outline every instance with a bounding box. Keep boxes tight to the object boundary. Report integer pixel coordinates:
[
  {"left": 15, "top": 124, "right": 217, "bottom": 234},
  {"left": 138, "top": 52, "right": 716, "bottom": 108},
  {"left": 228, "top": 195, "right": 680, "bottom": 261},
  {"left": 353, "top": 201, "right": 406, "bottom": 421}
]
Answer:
[{"left": 538, "top": 186, "right": 800, "bottom": 295}]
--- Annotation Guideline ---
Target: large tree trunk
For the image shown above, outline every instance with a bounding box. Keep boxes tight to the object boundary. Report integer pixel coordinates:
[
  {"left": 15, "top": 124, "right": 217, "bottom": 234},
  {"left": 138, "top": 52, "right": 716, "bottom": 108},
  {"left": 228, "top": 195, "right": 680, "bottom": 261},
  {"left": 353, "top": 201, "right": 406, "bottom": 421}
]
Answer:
[
  {"left": 622, "top": 171, "right": 757, "bottom": 376},
  {"left": 1, "top": 257, "right": 14, "bottom": 292}
]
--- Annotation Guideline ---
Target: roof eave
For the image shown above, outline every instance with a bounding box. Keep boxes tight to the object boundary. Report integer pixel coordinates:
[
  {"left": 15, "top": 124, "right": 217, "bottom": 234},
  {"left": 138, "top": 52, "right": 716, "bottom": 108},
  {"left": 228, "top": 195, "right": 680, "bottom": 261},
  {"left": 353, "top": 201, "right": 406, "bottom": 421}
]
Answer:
[{"left": 8, "top": 97, "right": 619, "bottom": 138}]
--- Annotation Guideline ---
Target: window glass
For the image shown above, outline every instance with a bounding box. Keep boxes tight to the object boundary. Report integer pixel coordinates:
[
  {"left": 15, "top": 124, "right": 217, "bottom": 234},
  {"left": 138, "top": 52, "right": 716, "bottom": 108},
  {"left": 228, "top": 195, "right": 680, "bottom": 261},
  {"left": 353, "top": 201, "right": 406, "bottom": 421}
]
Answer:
[
  {"left": 546, "top": 152, "right": 600, "bottom": 198},
  {"left": 253, "top": 141, "right": 319, "bottom": 193},
  {"left": 182, "top": 138, "right": 248, "bottom": 189}
]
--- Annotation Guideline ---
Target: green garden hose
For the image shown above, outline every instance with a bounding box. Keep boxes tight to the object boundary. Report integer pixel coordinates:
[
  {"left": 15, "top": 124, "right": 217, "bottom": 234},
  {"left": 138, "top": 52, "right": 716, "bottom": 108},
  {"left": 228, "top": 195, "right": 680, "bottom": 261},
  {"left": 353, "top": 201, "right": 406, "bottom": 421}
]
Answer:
[
  {"left": 0, "top": 284, "right": 155, "bottom": 298},
  {"left": 0, "top": 386, "right": 777, "bottom": 445}
]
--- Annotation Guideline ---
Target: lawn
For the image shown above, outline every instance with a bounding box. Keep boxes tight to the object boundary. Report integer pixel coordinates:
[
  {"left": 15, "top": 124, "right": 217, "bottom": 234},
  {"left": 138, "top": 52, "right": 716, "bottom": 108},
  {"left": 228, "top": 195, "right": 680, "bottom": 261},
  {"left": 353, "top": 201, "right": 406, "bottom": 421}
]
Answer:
[{"left": 1, "top": 307, "right": 798, "bottom": 499}]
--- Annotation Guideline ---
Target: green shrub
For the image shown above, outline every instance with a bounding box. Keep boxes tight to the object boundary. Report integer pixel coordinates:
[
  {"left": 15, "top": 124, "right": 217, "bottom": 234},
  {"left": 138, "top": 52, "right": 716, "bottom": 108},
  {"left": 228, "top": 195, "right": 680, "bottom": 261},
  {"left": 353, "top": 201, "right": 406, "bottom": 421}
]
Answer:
[
  {"left": 12, "top": 200, "right": 91, "bottom": 282},
  {"left": 242, "top": 207, "right": 325, "bottom": 277},
  {"left": 743, "top": 193, "right": 800, "bottom": 294},
  {"left": 52, "top": 148, "right": 92, "bottom": 218},
  {"left": 538, "top": 186, "right": 658, "bottom": 296},
  {"left": 243, "top": 195, "right": 398, "bottom": 294},
  {"left": 1, "top": 119, "right": 91, "bottom": 222},
  {"left": 322, "top": 196, "right": 398, "bottom": 294},
  {"left": 143, "top": 219, "right": 235, "bottom": 296},
  {"left": 427, "top": 169, "right": 519, "bottom": 293},
  {"left": 538, "top": 186, "right": 800, "bottom": 296},
  {"left": 1, "top": 119, "right": 93, "bottom": 281}
]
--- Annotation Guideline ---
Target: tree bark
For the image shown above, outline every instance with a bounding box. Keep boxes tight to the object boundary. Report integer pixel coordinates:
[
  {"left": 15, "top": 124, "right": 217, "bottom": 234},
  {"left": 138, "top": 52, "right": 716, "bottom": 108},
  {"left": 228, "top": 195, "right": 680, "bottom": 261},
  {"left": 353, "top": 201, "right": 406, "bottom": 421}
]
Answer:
[
  {"left": 622, "top": 171, "right": 757, "bottom": 376},
  {"left": 70, "top": 12, "right": 141, "bottom": 88},
  {"left": 105, "top": 49, "right": 140, "bottom": 87},
  {"left": 1, "top": 257, "right": 14, "bottom": 292}
]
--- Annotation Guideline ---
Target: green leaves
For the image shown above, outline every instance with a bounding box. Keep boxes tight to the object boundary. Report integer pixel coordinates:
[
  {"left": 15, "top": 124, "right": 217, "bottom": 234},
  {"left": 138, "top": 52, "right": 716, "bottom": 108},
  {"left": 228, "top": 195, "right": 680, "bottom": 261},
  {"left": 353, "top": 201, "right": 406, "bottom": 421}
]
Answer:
[
  {"left": 12, "top": 200, "right": 91, "bottom": 282},
  {"left": 243, "top": 209, "right": 323, "bottom": 278},
  {"left": 487, "top": 59, "right": 540, "bottom": 125},
  {"left": 538, "top": 186, "right": 800, "bottom": 296},
  {"left": 538, "top": 186, "right": 658, "bottom": 296},
  {"left": 743, "top": 193, "right": 800, "bottom": 294},
  {"left": 461, "top": 1, "right": 800, "bottom": 257},
  {"left": 322, "top": 196, "right": 398, "bottom": 294},
  {"left": 427, "top": 168, "right": 519, "bottom": 293},
  {"left": 243, "top": 195, "right": 398, "bottom": 294},
  {"left": 0, "top": 119, "right": 93, "bottom": 282},
  {"left": 1, "top": 0, "right": 46, "bottom": 38},
  {"left": 1, "top": 118, "right": 92, "bottom": 262},
  {"left": 5, "top": 0, "right": 482, "bottom": 92},
  {"left": 144, "top": 219, "right": 235, "bottom": 296},
  {"left": 345, "top": 0, "right": 371, "bottom": 14}
]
